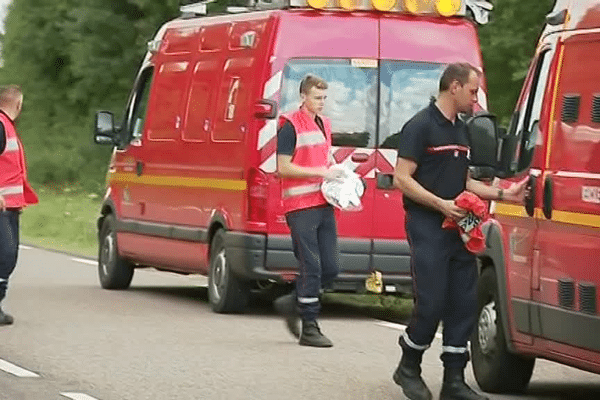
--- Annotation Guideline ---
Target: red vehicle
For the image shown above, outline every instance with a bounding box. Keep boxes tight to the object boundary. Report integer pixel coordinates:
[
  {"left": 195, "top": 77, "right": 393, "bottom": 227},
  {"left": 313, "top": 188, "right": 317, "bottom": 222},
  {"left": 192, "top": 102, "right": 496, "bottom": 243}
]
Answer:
[
  {"left": 468, "top": 0, "right": 600, "bottom": 393},
  {"left": 93, "top": 0, "right": 492, "bottom": 313}
]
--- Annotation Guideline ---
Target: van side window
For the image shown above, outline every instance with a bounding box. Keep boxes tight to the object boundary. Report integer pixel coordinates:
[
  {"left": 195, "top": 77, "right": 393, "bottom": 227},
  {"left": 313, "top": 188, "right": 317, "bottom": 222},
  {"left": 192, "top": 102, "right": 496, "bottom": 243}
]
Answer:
[
  {"left": 124, "top": 67, "right": 154, "bottom": 145},
  {"left": 280, "top": 59, "right": 377, "bottom": 149},
  {"left": 513, "top": 49, "right": 553, "bottom": 172}
]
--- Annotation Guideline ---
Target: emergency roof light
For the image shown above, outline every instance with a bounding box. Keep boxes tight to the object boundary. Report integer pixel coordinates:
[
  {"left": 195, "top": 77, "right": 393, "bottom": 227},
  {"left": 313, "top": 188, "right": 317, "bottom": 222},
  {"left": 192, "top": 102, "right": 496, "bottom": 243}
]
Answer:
[{"left": 180, "top": 0, "right": 492, "bottom": 24}]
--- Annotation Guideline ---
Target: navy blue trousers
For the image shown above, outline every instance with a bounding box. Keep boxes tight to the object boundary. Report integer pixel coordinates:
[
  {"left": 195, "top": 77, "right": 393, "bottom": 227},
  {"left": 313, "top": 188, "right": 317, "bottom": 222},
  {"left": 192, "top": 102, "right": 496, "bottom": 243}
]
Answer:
[
  {"left": 402, "top": 207, "right": 478, "bottom": 369},
  {"left": 0, "top": 210, "right": 20, "bottom": 303},
  {"left": 286, "top": 205, "right": 339, "bottom": 322}
]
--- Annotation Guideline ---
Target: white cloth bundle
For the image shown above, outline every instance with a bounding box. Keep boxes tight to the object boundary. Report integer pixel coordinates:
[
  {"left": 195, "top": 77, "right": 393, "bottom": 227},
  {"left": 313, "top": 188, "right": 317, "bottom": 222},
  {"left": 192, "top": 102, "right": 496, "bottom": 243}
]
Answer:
[{"left": 321, "top": 165, "right": 365, "bottom": 211}]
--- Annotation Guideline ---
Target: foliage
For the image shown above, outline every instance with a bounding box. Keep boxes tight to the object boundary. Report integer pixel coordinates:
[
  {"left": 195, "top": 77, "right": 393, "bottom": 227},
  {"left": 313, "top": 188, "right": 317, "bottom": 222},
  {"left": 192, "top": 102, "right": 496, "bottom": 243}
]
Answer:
[
  {"left": 0, "top": 0, "right": 199, "bottom": 192},
  {"left": 0, "top": 0, "right": 557, "bottom": 190},
  {"left": 478, "top": 0, "right": 556, "bottom": 125}
]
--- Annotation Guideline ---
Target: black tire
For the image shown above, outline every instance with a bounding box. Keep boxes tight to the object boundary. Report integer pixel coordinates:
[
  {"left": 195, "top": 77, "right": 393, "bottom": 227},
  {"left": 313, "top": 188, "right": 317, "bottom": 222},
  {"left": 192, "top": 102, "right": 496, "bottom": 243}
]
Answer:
[
  {"left": 208, "top": 229, "right": 249, "bottom": 313},
  {"left": 98, "top": 214, "right": 134, "bottom": 290},
  {"left": 471, "top": 266, "right": 535, "bottom": 393}
]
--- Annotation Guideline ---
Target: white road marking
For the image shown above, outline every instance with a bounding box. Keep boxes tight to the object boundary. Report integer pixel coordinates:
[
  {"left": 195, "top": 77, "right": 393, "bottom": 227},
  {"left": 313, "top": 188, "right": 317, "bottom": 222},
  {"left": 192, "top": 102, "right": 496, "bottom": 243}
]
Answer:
[
  {"left": 376, "top": 321, "right": 443, "bottom": 339},
  {"left": 0, "top": 359, "right": 39, "bottom": 377},
  {"left": 71, "top": 258, "right": 97, "bottom": 266},
  {"left": 60, "top": 393, "right": 100, "bottom": 400},
  {"left": 18, "top": 245, "right": 33, "bottom": 250}
]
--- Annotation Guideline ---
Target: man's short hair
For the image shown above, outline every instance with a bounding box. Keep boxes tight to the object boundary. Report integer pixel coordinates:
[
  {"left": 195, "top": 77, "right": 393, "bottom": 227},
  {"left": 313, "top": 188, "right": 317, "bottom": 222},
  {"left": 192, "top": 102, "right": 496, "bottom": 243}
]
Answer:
[
  {"left": 299, "top": 74, "right": 328, "bottom": 95},
  {"left": 0, "top": 85, "right": 22, "bottom": 107},
  {"left": 439, "top": 63, "right": 481, "bottom": 92}
]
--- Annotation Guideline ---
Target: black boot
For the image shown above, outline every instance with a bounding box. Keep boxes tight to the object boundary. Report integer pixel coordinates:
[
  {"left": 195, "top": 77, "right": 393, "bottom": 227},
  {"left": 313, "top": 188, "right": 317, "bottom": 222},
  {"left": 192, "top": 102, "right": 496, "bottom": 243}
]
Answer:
[
  {"left": 0, "top": 307, "right": 14, "bottom": 326},
  {"left": 393, "top": 347, "right": 432, "bottom": 400},
  {"left": 299, "top": 320, "right": 333, "bottom": 347},
  {"left": 440, "top": 368, "right": 489, "bottom": 400},
  {"left": 274, "top": 291, "right": 300, "bottom": 339}
]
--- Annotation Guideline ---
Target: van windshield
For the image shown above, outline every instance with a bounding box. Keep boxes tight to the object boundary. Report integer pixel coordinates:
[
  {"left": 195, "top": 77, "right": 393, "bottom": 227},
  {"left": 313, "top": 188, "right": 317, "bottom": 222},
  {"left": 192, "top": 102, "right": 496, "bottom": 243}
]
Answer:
[
  {"left": 280, "top": 59, "right": 378, "bottom": 148},
  {"left": 279, "top": 59, "right": 445, "bottom": 149},
  {"left": 379, "top": 61, "right": 445, "bottom": 148}
]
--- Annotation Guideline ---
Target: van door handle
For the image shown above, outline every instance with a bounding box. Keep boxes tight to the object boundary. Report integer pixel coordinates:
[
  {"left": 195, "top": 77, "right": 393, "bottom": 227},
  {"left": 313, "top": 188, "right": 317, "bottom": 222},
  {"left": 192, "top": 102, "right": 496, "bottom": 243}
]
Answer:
[
  {"left": 136, "top": 161, "right": 144, "bottom": 177},
  {"left": 524, "top": 175, "right": 536, "bottom": 217},
  {"left": 543, "top": 175, "right": 553, "bottom": 219},
  {"left": 376, "top": 173, "right": 394, "bottom": 190},
  {"left": 351, "top": 153, "right": 370, "bottom": 163}
]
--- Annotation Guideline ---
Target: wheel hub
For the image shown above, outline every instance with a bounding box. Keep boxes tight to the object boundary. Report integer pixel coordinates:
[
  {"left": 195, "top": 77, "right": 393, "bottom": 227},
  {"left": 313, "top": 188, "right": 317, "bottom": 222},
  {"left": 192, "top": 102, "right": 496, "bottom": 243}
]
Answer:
[
  {"left": 211, "top": 250, "right": 227, "bottom": 301},
  {"left": 478, "top": 301, "right": 497, "bottom": 355},
  {"left": 101, "top": 234, "right": 114, "bottom": 276}
]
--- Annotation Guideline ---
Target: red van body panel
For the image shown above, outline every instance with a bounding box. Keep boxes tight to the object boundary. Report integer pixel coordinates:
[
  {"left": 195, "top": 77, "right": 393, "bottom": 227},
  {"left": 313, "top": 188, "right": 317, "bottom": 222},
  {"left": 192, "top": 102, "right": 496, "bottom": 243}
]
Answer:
[
  {"left": 101, "top": 8, "right": 486, "bottom": 292},
  {"left": 480, "top": 0, "right": 600, "bottom": 381}
]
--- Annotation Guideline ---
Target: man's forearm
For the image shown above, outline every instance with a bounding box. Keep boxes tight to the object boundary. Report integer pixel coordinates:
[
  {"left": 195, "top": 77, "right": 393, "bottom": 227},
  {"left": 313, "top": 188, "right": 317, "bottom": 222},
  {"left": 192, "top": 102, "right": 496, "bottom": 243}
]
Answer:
[{"left": 466, "top": 178, "right": 501, "bottom": 201}]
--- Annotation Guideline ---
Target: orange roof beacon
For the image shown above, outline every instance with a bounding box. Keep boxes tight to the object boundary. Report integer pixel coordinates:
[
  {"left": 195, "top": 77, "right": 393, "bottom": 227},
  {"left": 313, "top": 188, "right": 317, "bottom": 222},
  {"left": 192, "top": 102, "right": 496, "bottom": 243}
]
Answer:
[{"left": 93, "top": 0, "right": 492, "bottom": 312}]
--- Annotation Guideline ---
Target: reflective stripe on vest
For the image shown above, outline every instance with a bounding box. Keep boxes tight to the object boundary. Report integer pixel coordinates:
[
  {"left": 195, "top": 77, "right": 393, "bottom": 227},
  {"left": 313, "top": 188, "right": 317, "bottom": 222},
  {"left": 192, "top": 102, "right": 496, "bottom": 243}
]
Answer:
[
  {"left": 0, "top": 185, "right": 24, "bottom": 196},
  {"left": 4, "top": 138, "right": 18, "bottom": 152},
  {"left": 296, "top": 130, "right": 327, "bottom": 148},
  {"left": 283, "top": 183, "right": 321, "bottom": 198}
]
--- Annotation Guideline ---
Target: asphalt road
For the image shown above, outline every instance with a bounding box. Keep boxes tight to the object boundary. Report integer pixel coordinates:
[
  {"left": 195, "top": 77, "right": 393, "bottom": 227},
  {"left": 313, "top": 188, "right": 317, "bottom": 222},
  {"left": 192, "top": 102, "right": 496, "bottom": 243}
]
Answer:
[{"left": 0, "top": 246, "right": 598, "bottom": 400}]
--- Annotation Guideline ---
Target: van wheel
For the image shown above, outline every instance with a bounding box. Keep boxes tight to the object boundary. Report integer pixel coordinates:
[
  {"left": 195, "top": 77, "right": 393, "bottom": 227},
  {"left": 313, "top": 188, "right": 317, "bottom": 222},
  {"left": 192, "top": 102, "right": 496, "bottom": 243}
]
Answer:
[
  {"left": 471, "top": 267, "right": 535, "bottom": 393},
  {"left": 208, "top": 230, "right": 249, "bottom": 313},
  {"left": 98, "top": 214, "right": 134, "bottom": 290}
]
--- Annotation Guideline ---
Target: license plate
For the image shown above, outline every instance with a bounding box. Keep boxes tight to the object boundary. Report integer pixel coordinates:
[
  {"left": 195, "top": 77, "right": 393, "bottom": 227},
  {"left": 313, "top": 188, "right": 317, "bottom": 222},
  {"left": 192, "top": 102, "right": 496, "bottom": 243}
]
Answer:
[{"left": 457, "top": 213, "right": 481, "bottom": 233}]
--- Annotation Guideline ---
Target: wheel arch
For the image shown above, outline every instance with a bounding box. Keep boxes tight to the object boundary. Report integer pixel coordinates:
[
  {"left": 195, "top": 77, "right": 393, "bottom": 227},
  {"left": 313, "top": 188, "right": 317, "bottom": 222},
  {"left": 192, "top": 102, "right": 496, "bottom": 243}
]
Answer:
[
  {"left": 97, "top": 198, "right": 116, "bottom": 238},
  {"left": 479, "top": 221, "right": 517, "bottom": 353}
]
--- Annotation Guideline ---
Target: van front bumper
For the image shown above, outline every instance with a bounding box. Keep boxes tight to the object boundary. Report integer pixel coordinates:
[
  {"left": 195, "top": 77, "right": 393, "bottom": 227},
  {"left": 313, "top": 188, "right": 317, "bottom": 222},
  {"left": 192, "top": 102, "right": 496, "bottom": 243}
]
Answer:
[{"left": 223, "top": 231, "right": 413, "bottom": 286}]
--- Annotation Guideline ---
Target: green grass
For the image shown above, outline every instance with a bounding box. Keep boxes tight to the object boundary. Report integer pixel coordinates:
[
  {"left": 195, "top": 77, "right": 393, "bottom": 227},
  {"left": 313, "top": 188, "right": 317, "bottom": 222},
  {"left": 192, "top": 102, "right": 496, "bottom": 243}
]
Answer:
[{"left": 20, "top": 185, "right": 102, "bottom": 258}]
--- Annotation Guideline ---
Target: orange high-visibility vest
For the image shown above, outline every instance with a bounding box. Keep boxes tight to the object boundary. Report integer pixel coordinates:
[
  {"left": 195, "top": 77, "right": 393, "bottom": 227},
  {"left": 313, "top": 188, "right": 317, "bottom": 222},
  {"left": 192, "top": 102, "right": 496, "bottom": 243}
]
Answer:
[
  {"left": 0, "top": 112, "right": 38, "bottom": 209},
  {"left": 279, "top": 109, "right": 331, "bottom": 214}
]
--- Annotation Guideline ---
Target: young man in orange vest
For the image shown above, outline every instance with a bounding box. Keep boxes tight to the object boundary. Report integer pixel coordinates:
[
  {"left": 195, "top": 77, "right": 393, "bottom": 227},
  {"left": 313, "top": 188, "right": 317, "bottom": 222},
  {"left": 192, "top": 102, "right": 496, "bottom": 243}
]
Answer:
[
  {"left": 0, "top": 85, "right": 38, "bottom": 326},
  {"left": 274, "top": 74, "right": 344, "bottom": 347}
]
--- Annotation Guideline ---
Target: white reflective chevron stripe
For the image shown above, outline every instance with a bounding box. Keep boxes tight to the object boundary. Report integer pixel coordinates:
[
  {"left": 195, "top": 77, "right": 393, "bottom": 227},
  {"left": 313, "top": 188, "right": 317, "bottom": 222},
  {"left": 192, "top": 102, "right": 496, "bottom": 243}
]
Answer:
[
  {"left": 442, "top": 345, "right": 468, "bottom": 353},
  {"left": 263, "top": 70, "right": 282, "bottom": 99},
  {"left": 296, "top": 131, "right": 326, "bottom": 147},
  {"left": 402, "top": 332, "right": 430, "bottom": 351},
  {"left": 283, "top": 183, "right": 321, "bottom": 198},
  {"left": 259, "top": 152, "right": 277, "bottom": 173},
  {"left": 4, "top": 138, "right": 18, "bottom": 152},
  {"left": 257, "top": 119, "right": 277, "bottom": 149},
  {"left": 0, "top": 185, "right": 23, "bottom": 196},
  {"left": 298, "top": 297, "right": 319, "bottom": 304}
]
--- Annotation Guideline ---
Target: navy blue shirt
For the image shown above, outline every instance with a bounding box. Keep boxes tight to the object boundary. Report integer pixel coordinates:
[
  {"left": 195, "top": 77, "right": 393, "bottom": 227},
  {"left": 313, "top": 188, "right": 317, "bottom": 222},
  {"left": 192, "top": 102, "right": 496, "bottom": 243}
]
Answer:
[{"left": 396, "top": 102, "right": 470, "bottom": 213}]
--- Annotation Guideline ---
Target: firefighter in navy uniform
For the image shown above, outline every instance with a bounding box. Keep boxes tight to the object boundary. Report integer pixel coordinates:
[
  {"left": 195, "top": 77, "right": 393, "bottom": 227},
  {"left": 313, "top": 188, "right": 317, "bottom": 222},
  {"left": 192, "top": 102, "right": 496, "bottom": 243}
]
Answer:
[
  {"left": 273, "top": 74, "right": 344, "bottom": 348},
  {"left": 392, "top": 63, "right": 526, "bottom": 400}
]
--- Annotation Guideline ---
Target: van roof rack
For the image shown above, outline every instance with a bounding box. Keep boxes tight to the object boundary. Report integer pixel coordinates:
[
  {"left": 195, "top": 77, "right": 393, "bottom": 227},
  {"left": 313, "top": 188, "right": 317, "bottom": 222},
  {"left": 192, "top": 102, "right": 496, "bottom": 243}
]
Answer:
[{"left": 179, "top": 0, "right": 492, "bottom": 25}]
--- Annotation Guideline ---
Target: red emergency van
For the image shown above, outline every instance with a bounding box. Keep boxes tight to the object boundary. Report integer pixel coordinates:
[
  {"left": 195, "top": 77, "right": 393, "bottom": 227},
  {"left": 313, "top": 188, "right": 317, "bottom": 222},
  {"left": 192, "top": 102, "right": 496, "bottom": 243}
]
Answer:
[
  {"left": 467, "top": 0, "right": 600, "bottom": 393},
  {"left": 93, "top": 0, "right": 492, "bottom": 313}
]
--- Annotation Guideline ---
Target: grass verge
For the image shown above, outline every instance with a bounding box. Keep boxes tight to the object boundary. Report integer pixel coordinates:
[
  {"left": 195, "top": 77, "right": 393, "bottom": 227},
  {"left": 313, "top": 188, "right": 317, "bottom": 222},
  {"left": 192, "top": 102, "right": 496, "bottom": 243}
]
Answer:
[{"left": 20, "top": 185, "right": 102, "bottom": 258}]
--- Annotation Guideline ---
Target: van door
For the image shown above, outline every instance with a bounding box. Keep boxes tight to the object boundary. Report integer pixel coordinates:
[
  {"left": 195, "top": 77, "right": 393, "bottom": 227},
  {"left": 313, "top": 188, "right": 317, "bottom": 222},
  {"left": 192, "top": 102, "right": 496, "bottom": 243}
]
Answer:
[
  {"left": 536, "top": 33, "right": 600, "bottom": 354},
  {"left": 111, "top": 67, "right": 154, "bottom": 258},
  {"left": 497, "top": 45, "right": 555, "bottom": 345},
  {"left": 277, "top": 58, "right": 378, "bottom": 275},
  {"left": 375, "top": 61, "right": 445, "bottom": 278}
]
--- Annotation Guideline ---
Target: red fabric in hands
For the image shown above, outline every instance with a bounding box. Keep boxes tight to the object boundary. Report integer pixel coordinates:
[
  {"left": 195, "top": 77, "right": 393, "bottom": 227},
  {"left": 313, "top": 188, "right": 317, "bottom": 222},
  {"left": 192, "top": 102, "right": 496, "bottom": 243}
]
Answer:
[{"left": 442, "top": 191, "right": 489, "bottom": 254}]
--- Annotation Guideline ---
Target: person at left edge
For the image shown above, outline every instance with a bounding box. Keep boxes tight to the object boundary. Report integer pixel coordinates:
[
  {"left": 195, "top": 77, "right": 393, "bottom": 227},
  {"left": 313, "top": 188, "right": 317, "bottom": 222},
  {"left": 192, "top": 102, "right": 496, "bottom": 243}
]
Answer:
[
  {"left": 0, "top": 85, "right": 38, "bottom": 326},
  {"left": 274, "top": 74, "right": 344, "bottom": 348}
]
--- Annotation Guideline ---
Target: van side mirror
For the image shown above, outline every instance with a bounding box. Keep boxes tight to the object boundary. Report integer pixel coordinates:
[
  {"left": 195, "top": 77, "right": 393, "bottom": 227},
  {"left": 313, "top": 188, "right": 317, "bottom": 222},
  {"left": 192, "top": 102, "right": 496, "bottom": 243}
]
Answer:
[
  {"left": 94, "top": 111, "right": 116, "bottom": 145},
  {"left": 466, "top": 113, "right": 499, "bottom": 180},
  {"left": 254, "top": 99, "right": 278, "bottom": 119}
]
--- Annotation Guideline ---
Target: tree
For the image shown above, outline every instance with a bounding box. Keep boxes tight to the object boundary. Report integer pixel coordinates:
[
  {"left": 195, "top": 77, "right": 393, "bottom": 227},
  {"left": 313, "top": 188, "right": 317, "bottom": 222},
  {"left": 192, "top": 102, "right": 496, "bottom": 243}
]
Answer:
[{"left": 478, "top": 0, "right": 556, "bottom": 124}]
